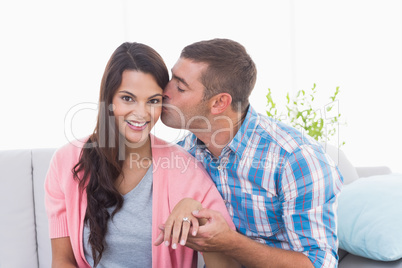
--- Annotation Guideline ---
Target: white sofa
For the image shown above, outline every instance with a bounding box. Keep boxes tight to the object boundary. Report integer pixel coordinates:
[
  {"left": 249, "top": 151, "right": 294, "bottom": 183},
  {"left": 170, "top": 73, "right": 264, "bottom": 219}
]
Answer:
[
  {"left": 0, "top": 148, "right": 207, "bottom": 268},
  {"left": 0, "top": 146, "right": 401, "bottom": 267},
  {"left": 0, "top": 149, "right": 54, "bottom": 268}
]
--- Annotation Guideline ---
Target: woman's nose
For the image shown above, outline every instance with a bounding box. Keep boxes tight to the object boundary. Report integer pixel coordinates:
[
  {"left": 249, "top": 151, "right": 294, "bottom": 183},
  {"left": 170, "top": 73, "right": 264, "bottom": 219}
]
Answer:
[{"left": 132, "top": 103, "right": 148, "bottom": 119}]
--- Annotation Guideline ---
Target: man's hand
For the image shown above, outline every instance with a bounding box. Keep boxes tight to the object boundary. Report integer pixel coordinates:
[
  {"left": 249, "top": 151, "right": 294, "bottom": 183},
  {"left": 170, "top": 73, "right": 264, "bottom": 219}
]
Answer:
[
  {"left": 185, "top": 207, "right": 234, "bottom": 252},
  {"left": 187, "top": 208, "right": 314, "bottom": 268}
]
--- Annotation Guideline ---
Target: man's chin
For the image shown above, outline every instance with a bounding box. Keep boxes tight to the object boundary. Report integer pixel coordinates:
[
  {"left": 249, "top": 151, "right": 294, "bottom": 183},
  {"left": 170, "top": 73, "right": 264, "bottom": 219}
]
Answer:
[{"left": 160, "top": 113, "right": 183, "bottom": 129}]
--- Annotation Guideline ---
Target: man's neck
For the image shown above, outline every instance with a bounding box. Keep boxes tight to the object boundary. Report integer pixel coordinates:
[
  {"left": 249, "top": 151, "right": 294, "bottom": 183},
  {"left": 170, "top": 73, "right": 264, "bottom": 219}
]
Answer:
[{"left": 192, "top": 110, "right": 247, "bottom": 158}]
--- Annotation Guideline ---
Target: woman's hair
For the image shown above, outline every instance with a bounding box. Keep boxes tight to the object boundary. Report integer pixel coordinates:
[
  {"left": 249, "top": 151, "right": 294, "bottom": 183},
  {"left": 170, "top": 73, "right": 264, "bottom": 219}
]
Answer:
[
  {"left": 181, "top": 38, "right": 257, "bottom": 113},
  {"left": 73, "top": 42, "right": 169, "bottom": 266}
]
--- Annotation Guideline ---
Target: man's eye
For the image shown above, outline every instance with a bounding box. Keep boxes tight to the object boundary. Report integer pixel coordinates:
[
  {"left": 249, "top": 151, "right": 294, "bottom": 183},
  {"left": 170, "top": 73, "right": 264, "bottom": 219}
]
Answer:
[
  {"left": 122, "top": 96, "right": 133, "bottom": 102},
  {"left": 177, "top": 87, "right": 185, "bottom": 92}
]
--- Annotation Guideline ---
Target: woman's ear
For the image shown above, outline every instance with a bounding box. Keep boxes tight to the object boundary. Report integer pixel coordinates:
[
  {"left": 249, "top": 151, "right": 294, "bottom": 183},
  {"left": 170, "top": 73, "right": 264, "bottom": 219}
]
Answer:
[{"left": 210, "top": 93, "right": 232, "bottom": 115}]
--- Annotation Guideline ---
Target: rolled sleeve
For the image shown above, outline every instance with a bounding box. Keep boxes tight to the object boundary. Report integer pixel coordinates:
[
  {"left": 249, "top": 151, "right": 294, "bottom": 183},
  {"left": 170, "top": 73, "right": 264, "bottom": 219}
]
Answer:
[{"left": 280, "top": 145, "right": 343, "bottom": 268}]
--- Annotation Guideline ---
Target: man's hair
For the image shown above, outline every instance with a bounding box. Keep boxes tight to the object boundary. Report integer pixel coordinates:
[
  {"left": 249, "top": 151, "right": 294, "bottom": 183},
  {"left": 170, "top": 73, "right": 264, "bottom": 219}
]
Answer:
[{"left": 181, "top": 38, "right": 257, "bottom": 112}]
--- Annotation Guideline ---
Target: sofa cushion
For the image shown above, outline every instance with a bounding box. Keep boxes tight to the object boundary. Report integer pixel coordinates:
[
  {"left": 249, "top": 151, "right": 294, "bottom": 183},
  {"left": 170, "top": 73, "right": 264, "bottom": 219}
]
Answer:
[
  {"left": 355, "top": 166, "right": 392, "bottom": 178},
  {"left": 0, "top": 150, "right": 38, "bottom": 268},
  {"left": 321, "top": 143, "right": 359, "bottom": 185},
  {"left": 338, "top": 174, "right": 402, "bottom": 261},
  {"left": 339, "top": 253, "right": 402, "bottom": 268}
]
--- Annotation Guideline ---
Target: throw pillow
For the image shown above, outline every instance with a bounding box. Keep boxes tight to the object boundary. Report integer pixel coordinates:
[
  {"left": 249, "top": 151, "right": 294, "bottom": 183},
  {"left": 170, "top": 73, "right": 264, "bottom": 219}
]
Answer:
[{"left": 337, "top": 174, "right": 402, "bottom": 261}]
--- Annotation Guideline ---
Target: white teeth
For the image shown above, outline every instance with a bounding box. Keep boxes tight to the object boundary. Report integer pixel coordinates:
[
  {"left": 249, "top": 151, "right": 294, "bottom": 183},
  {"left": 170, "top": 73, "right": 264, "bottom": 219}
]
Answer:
[{"left": 126, "top": 121, "right": 147, "bottom": 127}]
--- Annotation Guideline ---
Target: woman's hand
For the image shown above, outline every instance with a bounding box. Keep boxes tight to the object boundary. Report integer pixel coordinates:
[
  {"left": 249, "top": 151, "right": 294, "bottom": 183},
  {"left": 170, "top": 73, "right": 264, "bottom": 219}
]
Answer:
[
  {"left": 51, "top": 237, "right": 78, "bottom": 268},
  {"left": 154, "top": 198, "right": 203, "bottom": 249}
]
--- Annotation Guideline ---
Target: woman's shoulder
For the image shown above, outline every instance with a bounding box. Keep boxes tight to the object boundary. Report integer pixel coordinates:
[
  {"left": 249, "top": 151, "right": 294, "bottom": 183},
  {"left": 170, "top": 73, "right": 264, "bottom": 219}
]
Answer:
[
  {"left": 45, "top": 137, "right": 91, "bottom": 189},
  {"left": 151, "top": 134, "right": 209, "bottom": 178},
  {"left": 151, "top": 134, "right": 194, "bottom": 159},
  {"left": 51, "top": 136, "right": 91, "bottom": 165}
]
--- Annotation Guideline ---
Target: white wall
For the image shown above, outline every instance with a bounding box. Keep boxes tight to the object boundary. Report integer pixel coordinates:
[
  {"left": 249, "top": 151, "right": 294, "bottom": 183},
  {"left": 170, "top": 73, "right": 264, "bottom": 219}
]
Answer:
[
  {"left": 291, "top": 0, "right": 402, "bottom": 173},
  {"left": 1, "top": 0, "right": 401, "bottom": 173}
]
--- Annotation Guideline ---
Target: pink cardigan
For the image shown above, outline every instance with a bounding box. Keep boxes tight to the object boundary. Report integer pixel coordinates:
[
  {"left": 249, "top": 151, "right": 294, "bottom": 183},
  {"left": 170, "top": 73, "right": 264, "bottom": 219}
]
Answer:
[{"left": 45, "top": 135, "right": 234, "bottom": 268}]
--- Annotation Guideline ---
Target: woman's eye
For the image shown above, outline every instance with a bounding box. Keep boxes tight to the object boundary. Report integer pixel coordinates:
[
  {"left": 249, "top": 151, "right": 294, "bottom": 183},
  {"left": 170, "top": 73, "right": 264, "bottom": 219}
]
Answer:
[
  {"left": 149, "top": 99, "right": 161, "bottom": 104},
  {"left": 122, "top": 96, "right": 133, "bottom": 102}
]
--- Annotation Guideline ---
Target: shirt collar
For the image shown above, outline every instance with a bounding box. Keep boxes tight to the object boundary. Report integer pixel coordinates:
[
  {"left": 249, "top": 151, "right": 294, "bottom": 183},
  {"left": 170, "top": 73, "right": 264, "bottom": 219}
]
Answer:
[
  {"left": 186, "top": 134, "right": 199, "bottom": 150},
  {"left": 228, "top": 105, "right": 259, "bottom": 157}
]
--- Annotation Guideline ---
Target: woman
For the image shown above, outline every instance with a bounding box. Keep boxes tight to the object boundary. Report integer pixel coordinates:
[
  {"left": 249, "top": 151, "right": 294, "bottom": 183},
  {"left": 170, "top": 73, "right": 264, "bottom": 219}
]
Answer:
[{"left": 45, "top": 42, "right": 238, "bottom": 267}]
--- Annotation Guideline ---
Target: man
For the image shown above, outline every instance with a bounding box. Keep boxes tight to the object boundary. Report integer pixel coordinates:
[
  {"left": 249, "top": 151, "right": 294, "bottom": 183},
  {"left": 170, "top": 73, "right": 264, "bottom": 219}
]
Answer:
[{"left": 161, "top": 38, "right": 343, "bottom": 268}]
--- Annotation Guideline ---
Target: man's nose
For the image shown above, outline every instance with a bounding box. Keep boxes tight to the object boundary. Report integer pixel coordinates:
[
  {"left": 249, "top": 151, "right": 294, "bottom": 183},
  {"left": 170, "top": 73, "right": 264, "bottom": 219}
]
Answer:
[
  {"left": 163, "top": 87, "right": 170, "bottom": 100},
  {"left": 163, "top": 81, "right": 173, "bottom": 100}
]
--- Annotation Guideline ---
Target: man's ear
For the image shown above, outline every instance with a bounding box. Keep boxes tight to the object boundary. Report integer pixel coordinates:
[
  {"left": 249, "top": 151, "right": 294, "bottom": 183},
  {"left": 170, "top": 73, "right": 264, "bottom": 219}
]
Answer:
[{"left": 210, "top": 93, "right": 232, "bottom": 115}]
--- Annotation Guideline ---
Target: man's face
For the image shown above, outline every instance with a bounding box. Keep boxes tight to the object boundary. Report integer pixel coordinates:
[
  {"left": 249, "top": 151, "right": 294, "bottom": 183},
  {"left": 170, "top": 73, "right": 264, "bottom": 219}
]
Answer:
[{"left": 161, "top": 57, "right": 211, "bottom": 130}]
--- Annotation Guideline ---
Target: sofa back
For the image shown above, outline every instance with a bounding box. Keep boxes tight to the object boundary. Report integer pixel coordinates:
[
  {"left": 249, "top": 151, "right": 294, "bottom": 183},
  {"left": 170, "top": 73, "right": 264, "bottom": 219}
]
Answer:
[
  {"left": 2, "top": 144, "right": 381, "bottom": 267},
  {"left": 0, "top": 148, "right": 55, "bottom": 268}
]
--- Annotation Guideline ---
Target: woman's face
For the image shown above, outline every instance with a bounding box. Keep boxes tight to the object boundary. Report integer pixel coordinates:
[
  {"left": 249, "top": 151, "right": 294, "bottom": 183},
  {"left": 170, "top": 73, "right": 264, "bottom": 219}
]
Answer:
[{"left": 112, "top": 70, "right": 163, "bottom": 147}]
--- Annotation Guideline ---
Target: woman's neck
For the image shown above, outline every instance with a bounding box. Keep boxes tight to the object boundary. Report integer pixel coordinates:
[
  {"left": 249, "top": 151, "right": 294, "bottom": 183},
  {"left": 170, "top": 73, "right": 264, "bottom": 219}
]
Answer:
[
  {"left": 114, "top": 136, "right": 152, "bottom": 195},
  {"left": 122, "top": 135, "right": 153, "bottom": 168}
]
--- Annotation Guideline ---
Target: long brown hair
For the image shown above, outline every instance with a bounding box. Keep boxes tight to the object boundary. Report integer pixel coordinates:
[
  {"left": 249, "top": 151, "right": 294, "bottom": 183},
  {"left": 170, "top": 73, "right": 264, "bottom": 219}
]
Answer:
[{"left": 73, "top": 42, "right": 169, "bottom": 266}]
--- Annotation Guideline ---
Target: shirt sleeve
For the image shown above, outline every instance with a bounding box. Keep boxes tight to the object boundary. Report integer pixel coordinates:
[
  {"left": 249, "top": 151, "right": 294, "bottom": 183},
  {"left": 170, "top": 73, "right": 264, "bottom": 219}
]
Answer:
[
  {"left": 44, "top": 150, "right": 70, "bottom": 238},
  {"left": 279, "top": 145, "right": 343, "bottom": 268}
]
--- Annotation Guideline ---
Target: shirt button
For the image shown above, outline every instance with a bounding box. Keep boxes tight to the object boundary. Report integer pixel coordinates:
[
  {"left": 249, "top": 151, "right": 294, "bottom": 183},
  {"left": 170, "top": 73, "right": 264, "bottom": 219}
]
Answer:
[{"left": 217, "top": 165, "right": 222, "bottom": 170}]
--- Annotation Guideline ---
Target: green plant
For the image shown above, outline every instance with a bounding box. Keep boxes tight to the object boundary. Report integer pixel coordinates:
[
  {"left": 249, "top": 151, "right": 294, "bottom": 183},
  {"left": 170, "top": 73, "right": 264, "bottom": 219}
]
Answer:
[{"left": 266, "top": 83, "right": 345, "bottom": 146}]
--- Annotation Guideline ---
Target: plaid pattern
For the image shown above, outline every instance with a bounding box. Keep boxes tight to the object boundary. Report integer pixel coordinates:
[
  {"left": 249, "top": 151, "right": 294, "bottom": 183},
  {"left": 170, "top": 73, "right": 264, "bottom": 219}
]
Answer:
[{"left": 178, "top": 106, "right": 343, "bottom": 268}]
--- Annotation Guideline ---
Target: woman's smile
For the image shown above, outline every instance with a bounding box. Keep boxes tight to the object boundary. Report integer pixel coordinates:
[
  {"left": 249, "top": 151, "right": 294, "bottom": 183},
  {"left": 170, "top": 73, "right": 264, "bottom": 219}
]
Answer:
[{"left": 125, "top": 120, "right": 149, "bottom": 130}]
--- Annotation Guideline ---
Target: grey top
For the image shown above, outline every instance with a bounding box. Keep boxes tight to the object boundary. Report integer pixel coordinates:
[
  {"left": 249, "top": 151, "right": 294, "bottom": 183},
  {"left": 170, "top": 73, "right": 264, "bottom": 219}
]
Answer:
[{"left": 83, "top": 165, "right": 153, "bottom": 267}]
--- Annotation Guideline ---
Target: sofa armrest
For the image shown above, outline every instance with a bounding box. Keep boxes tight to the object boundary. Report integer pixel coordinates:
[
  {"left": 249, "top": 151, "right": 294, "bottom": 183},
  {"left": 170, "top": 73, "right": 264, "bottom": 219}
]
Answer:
[
  {"left": 355, "top": 166, "right": 392, "bottom": 178},
  {"left": 0, "top": 150, "right": 39, "bottom": 267}
]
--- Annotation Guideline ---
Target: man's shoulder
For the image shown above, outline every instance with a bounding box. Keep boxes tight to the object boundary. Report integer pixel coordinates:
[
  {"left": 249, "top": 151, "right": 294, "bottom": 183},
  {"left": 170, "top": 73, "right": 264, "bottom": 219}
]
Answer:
[
  {"left": 250, "top": 111, "right": 315, "bottom": 154},
  {"left": 255, "top": 114, "right": 336, "bottom": 168}
]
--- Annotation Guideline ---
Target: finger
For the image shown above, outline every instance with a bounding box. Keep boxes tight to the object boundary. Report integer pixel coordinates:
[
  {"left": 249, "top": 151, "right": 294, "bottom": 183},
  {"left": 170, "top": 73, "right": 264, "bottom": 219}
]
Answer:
[
  {"left": 191, "top": 217, "right": 199, "bottom": 236},
  {"left": 153, "top": 230, "right": 164, "bottom": 246},
  {"left": 163, "top": 221, "right": 174, "bottom": 247},
  {"left": 183, "top": 235, "right": 204, "bottom": 252},
  {"left": 192, "top": 209, "right": 210, "bottom": 226},
  {"left": 179, "top": 219, "right": 191, "bottom": 246},
  {"left": 192, "top": 208, "right": 213, "bottom": 219},
  {"left": 171, "top": 218, "right": 183, "bottom": 249}
]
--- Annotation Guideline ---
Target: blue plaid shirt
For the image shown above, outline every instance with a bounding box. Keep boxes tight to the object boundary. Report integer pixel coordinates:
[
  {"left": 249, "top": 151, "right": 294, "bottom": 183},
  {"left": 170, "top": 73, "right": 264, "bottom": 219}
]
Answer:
[{"left": 178, "top": 106, "right": 343, "bottom": 268}]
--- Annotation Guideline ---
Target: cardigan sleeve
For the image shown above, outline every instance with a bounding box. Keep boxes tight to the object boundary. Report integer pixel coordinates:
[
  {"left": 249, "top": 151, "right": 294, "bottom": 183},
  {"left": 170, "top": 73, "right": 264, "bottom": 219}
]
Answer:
[
  {"left": 199, "top": 183, "right": 235, "bottom": 230},
  {"left": 44, "top": 148, "right": 70, "bottom": 238}
]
